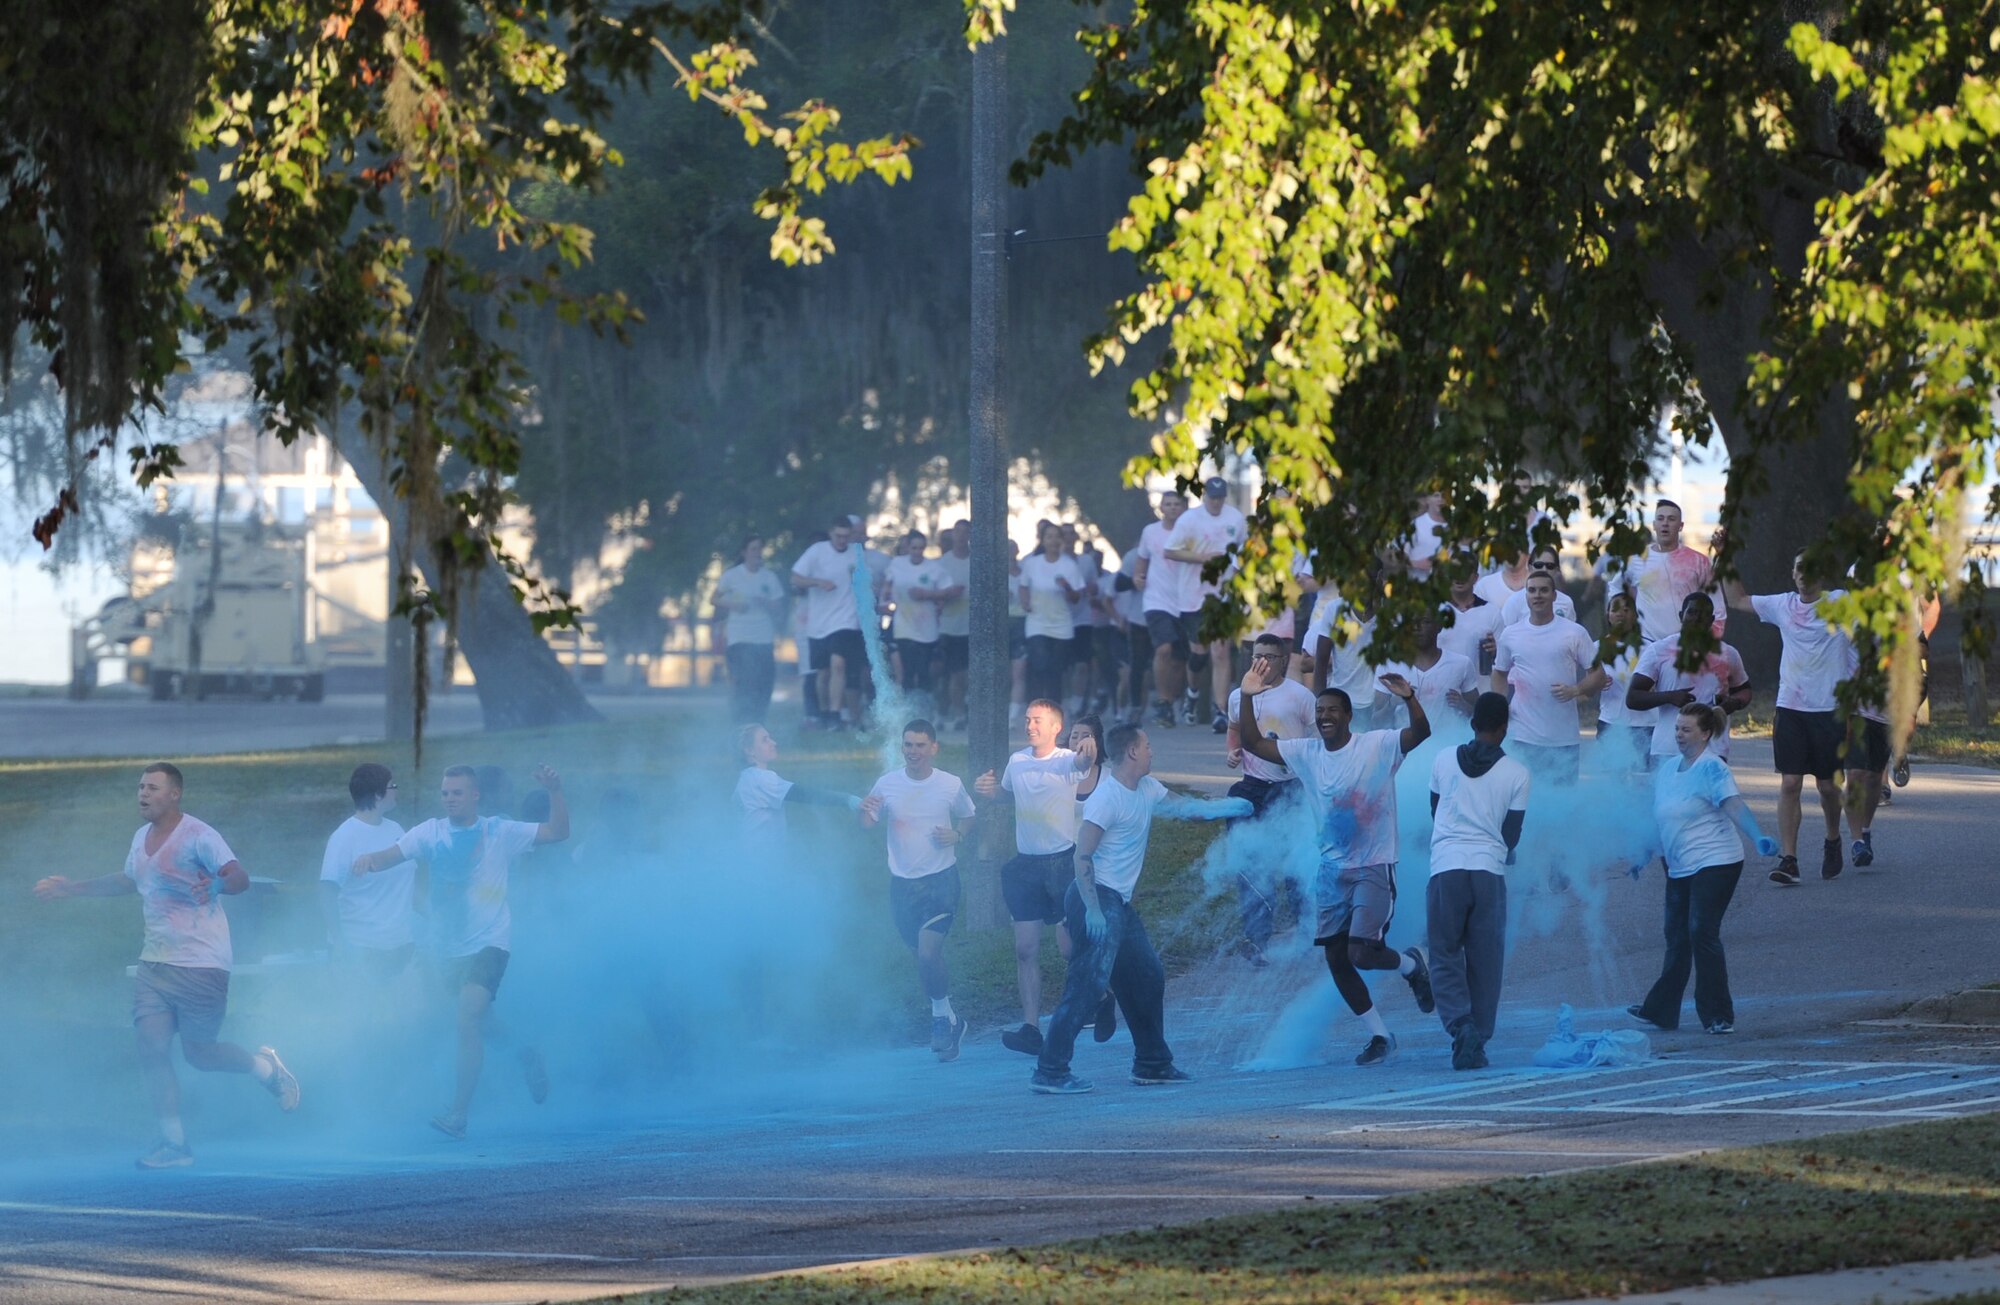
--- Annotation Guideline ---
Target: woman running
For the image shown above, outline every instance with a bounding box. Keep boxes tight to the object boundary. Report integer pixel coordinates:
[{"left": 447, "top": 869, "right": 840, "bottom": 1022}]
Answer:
[
  {"left": 1628, "top": 704, "right": 1777, "bottom": 1035},
  {"left": 732, "top": 725, "right": 862, "bottom": 862}
]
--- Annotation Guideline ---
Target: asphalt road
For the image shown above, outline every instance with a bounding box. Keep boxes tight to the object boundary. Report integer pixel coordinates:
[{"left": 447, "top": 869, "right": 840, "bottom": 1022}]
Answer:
[{"left": 2, "top": 723, "right": 1996, "bottom": 1304}]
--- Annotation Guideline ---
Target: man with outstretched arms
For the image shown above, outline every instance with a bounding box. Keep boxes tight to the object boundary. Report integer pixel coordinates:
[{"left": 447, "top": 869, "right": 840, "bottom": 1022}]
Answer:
[
  {"left": 1225, "top": 633, "right": 1318, "bottom": 966},
  {"left": 320, "top": 762, "right": 415, "bottom": 980}
]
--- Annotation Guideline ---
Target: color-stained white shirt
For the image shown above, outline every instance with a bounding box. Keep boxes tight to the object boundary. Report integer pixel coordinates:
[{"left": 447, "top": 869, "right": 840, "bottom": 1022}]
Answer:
[
  {"left": 320, "top": 815, "right": 413, "bottom": 950},
  {"left": 1229, "top": 678, "right": 1317, "bottom": 783},
  {"left": 1002, "top": 747, "right": 1084, "bottom": 854},
  {"left": 1750, "top": 590, "right": 1857, "bottom": 714},
  {"left": 866, "top": 768, "right": 976, "bottom": 880},
  {"left": 1652, "top": 752, "right": 1745, "bottom": 877},
  {"left": 397, "top": 816, "right": 540, "bottom": 957},
  {"left": 1079, "top": 772, "right": 1169, "bottom": 901},
  {"left": 1278, "top": 730, "right": 1406, "bottom": 870},
  {"left": 125, "top": 814, "right": 238, "bottom": 971},
  {"left": 1492, "top": 616, "right": 1598, "bottom": 747},
  {"left": 1635, "top": 636, "right": 1749, "bottom": 758}
]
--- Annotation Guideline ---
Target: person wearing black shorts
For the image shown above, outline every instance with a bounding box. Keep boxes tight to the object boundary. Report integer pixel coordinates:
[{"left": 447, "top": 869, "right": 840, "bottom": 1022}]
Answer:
[{"left": 1844, "top": 703, "right": 1891, "bottom": 868}]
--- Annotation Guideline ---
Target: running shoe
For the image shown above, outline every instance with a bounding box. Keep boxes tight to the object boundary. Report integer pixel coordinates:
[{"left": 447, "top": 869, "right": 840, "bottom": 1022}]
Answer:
[
  {"left": 1181, "top": 691, "right": 1200, "bottom": 726},
  {"left": 1626, "top": 1003, "right": 1673, "bottom": 1031},
  {"left": 1030, "top": 1072, "right": 1095, "bottom": 1094},
  {"left": 934, "top": 1014, "right": 968, "bottom": 1062},
  {"left": 258, "top": 1046, "right": 300, "bottom": 1112},
  {"left": 1211, "top": 711, "right": 1229, "bottom": 734},
  {"left": 1132, "top": 1065, "right": 1194, "bottom": 1086},
  {"left": 1092, "top": 992, "right": 1118, "bottom": 1043},
  {"left": 1704, "top": 1020, "right": 1735, "bottom": 1035},
  {"left": 136, "top": 1141, "right": 194, "bottom": 1170},
  {"left": 1892, "top": 755, "right": 1911, "bottom": 787},
  {"left": 1449, "top": 1020, "right": 1486, "bottom": 1071},
  {"left": 1821, "top": 838, "right": 1843, "bottom": 880},
  {"left": 1769, "top": 856, "right": 1801, "bottom": 886},
  {"left": 430, "top": 1112, "right": 467, "bottom": 1140},
  {"left": 1000, "top": 1023, "right": 1044, "bottom": 1055},
  {"left": 1852, "top": 833, "right": 1874, "bottom": 868},
  {"left": 1880, "top": 784, "right": 1891, "bottom": 805},
  {"left": 1403, "top": 946, "right": 1435, "bottom": 1014},
  {"left": 520, "top": 1048, "right": 549, "bottom": 1104},
  {"left": 1150, "top": 700, "right": 1177, "bottom": 729},
  {"left": 1355, "top": 1034, "right": 1397, "bottom": 1067}
]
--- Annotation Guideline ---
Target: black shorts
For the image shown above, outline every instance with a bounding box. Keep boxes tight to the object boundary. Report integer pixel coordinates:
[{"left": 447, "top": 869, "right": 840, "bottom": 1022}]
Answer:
[
  {"left": 1001, "top": 849, "right": 1075, "bottom": 925},
  {"left": 1095, "top": 625, "right": 1126, "bottom": 668},
  {"left": 1145, "top": 609, "right": 1201, "bottom": 655},
  {"left": 1126, "top": 622, "right": 1153, "bottom": 668},
  {"left": 1227, "top": 774, "right": 1298, "bottom": 818},
  {"left": 1070, "top": 632, "right": 1097, "bottom": 667},
  {"left": 940, "top": 633, "right": 970, "bottom": 674},
  {"left": 444, "top": 946, "right": 511, "bottom": 998},
  {"left": 889, "top": 866, "right": 961, "bottom": 948},
  {"left": 1008, "top": 615, "right": 1028, "bottom": 661},
  {"left": 1773, "top": 707, "right": 1843, "bottom": 780},
  {"left": 1844, "top": 716, "right": 1890, "bottom": 773},
  {"left": 807, "top": 628, "right": 867, "bottom": 685}
]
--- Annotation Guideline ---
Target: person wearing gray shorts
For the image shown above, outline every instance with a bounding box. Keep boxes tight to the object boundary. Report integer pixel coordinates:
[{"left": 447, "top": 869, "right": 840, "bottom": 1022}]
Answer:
[{"left": 34, "top": 762, "right": 301, "bottom": 1170}]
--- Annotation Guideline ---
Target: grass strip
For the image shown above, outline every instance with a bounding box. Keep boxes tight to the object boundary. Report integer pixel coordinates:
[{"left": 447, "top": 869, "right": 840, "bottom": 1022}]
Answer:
[{"left": 623, "top": 1112, "right": 2000, "bottom": 1304}]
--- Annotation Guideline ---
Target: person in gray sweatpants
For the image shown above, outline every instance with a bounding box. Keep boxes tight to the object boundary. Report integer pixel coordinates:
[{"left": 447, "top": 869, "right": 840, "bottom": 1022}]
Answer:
[{"left": 1425, "top": 693, "right": 1530, "bottom": 1070}]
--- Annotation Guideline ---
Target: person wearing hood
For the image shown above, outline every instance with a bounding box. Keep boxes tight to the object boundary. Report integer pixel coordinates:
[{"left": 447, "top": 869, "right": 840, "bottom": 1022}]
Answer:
[{"left": 1425, "top": 693, "right": 1530, "bottom": 1071}]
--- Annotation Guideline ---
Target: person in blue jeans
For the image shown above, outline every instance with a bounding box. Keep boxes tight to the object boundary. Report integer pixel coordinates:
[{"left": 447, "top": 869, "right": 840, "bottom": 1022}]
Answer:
[
  {"left": 1630, "top": 703, "right": 1778, "bottom": 1035},
  {"left": 1031, "top": 724, "right": 1249, "bottom": 1094}
]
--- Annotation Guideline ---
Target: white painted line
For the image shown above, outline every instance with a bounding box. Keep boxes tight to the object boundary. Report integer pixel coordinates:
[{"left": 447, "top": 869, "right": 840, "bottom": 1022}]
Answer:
[
  {"left": 1487, "top": 1063, "right": 1784, "bottom": 1108},
  {"left": 990, "top": 1147, "right": 1674, "bottom": 1160},
  {"left": 1604, "top": 1066, "right": 1855, "bottom": 1108},
  {"left": 1797, "top": 1073, "right": 2000, "bottom": 1112},
  {"left": 292, "top": 1247, "right": 638, "bottom": 1262},
  {"left": 1668, "top": 1071, "right": 1936, "bottom": 1113},
  {"left": 648, "top": 1253, "right": 919, "bottom": 1262},
  {"left": 1326, "top": 1119, "right": 1497, "bottom": 1133},
  {"left": 619, "top": 1193, "right": 1384, "bottom": 1203},
  {"left": 1313, "top": 1060, "right": 1757, "bottom": 1110},
  {"left": 0, "top": 1201, "right": 256, "bottom": 1223}
]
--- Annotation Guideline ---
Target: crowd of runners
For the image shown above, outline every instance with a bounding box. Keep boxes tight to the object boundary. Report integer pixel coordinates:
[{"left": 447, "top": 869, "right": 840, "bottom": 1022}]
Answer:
[{"left": 29, "top": 486, "right": 1938, "bottom": 1166}]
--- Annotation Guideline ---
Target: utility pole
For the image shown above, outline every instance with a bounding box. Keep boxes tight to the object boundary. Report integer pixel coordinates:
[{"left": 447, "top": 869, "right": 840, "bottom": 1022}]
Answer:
[{"left": 966, "top": 33, "right": 1008, "bottom": 927}]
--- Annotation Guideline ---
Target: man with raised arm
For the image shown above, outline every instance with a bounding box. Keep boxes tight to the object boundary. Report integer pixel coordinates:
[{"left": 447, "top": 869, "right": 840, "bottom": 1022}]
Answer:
[{"left": 35, "top": 762, "right": 300, "bottom": 1169}]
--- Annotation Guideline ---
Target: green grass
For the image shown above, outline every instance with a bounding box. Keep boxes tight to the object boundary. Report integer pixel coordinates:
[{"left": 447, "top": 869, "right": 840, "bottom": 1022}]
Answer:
[{"left": 609, "top": 1113, "right": 2000, "bottom": 1304}]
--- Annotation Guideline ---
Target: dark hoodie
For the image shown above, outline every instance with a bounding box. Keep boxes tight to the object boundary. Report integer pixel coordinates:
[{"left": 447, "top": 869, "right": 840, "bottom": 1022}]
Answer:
[{"left": 1457, "top": 739, "right": 1506, "bottom": 778}]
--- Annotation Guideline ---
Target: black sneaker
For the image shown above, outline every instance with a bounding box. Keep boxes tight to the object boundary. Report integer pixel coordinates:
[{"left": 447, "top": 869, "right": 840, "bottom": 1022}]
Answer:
[
  {"left": 1769, "top": 856, "right": 1801, "bottom": 886},
  {"left": 1852, "top": 833, "right": 1874, "bottom": 868},
  {"left": 1031, "top": 1072, "right": 1095, "bottom": 1095},
  {"left": 1880, "top": 784, "right": 1892, "bottom": 805},
  {"left": 1402, "top": 947, "right": 1434, "bottom": 1014},
  {"left": 1704, "top": 1020, "right": 1735, "bottom": 1035},
  {"left": 1092, "top": 993, "right": 1118, "bottom": 1043},
  {"left": 1821, "top": 838, "right": 1843, "bottom": 880},
  {"left": 935, "top": 1014, "right": 968, "bottom": 1062},
  {"left": 1626, "top": 1003, "right": 1673, "bottom": 1031},
  {"left": 1132, "top": 1065, "right": 1194, "bottom": 1086},
  {"left": 1355, "top": 1034, "right": 1396, "bottom": 1066},
  {"left": 1449, "top": 1020, "right": 1486, "bottom": 1071},
  {"left": 1000, "top": 1023, "right": 1043, "bottom": 1055},
  {"left": 1892, "top": 756, "right": 1911, "bottom": 787},
  {"left": 1211, "top": 711, "right": 1229, "bottom": 734},
  {"left": 1150, "top": 700, "right": 1177, "bottom": 729}
]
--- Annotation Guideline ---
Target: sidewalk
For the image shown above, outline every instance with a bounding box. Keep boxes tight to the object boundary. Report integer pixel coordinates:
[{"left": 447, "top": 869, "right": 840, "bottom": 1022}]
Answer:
[{"left": 1542, "top": 1254, "right": 2000, "bottom": 1305}]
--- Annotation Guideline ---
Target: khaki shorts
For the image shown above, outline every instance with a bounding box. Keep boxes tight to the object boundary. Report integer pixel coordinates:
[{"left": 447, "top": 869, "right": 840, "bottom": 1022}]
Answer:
[
  {"left": 1313, "top": 861, "right": 1397, "bottom": 945},
  {"left": 132, "top": 961, "right": 229, "bottom": 1045}
]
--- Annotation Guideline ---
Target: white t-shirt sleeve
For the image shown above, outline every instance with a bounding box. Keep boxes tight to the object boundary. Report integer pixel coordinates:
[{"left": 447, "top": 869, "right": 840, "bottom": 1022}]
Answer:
[
  {"left": 1635, "top": 638, "right": 1669, "bottom": 685},
  {"left": 1492, "top": 627, "right": 1518, "bottom": 676},
  {"left": 1139, "top": 775, "right": 1169, "bottom": 804},
  {"left": 395, "top": 820, "right": 436, "bottom": 862},
  {"left": 321, "top": 830, "right": 350, "bottom": 886},
  {"left": 193, "top": 824, "right": 237, "bottom": 874},
  {"left": 1749, "top": 592, "right": 1787, "bottom": 626},
  {"left": 949, "top": 778, "right": 977, "bottom": 822},
  {"left": 494, "top": 818, "right": 541, "bottom": 857},
  {"left": 1508, "top": 763, "right": 1531, "bottom": 812},
  {"left": 1703, "top": 755, "right": 1741, "bottom": 806}
]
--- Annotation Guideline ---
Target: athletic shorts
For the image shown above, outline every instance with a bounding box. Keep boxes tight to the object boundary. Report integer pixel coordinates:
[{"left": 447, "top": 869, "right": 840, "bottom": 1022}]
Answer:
[
  {"left": 807, "top": 628, "right": 867, "bottom": 684},
  {"left": 1145, "top": 609, "right": 1202, "bottom": 656},
  {"left": 132, "top": 961, "right": 229, "bottom": 1044},
  {"left": 1126, "top": 622, "right": 1153, "bottom": 669},
  {"left": 1008, "top": 615, "right": 1028, "bottom": 661},
  {"left": 1774, "top": 707, "right": 1843, "bottom": 780},
  {"left": 443, "top": 946, "right": 511, "bottom": 998},
  {"left": 1509, "top": 741, "right": 1581, "bottom": 786},
  {"left": 1071, "top": 632, "right": 1097, "bottom": 667},
  {"left": 890, "top": 866, "right": 961, "bottom": 948},
  {"left": 1844, "top": 716, "right": 1890, "bottom": 773},
  {"left": 1314, "top": 860, "right": 1397, "bottom": 945},
  {"left": 1095, "top": 625, "right": 1126, "bottom": 668},
  {"left": 939, "top": 633, "right": 970, "bottom": 675},
  {"left": 1002, "top": 849, "right": 1075, "bottom": 925}
]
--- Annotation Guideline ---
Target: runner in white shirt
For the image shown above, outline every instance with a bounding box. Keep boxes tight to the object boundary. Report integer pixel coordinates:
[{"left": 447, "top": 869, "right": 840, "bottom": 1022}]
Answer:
[
  {"left": 713, "top": 534, "right": 788, "bottom": 724},
  {"left": 34, "top": 763, "right": 300, "bottom": 1169},
  {"left": 1489, "top": 571, "right": 1607, "bottom": 787},
  {"left": 974, "top": 701, "right": 1099, "bottom": 1055},
  {"left": 1593, "top": 591, "right": 1652, "bottom": 773},
  {"left": 733, "top": 724, "right": 863, "bottom": 864},
  {"left": 791, "top": 515, "right": 866, "bottom": 730},
  {"left": 1029, "top": 724, "right": 1250, "bottom": 1094},
  {"left": 354, "top": 763, "right": 570, "bottom": 1139},
  {"left": 934, "top": 521, "right": 972, "bottom": 730},
  {"left": 1603, "top": 500, "right": 1724, "bottom": 643},
  {"left": 1627, "top": 592, "right": 1752, "bottom": 767},
  {"left": 1473, "top": 553, "right": 1532, "bottom": 607},
  {"left": 1177, "top": 477, "right": 1250, "bottom": 729},
  {"left": 1426, "top": 693, "right": 1530, "bottom": 1069},
  {"left": 1238, "top": 661, "right": 1435, "bottom": 1067},
  {"left": 1628, "top": 705, "right": 1777, "bottom": 1035},
  {"left": 1380, "top": 612, "right": 1480, "bottom": 732},
  {"left": 1307, "top": 594, "right": 1388, "bottom": 731},
  {"left": 1438, "top": 558, "right": 1504, "bottom": 679},
  {"left": 1225, "top": 634, "right": 1319, "bottom": 965},
  {"left": 860, "top": 720, "right": 977, "bottom": 1062},
  {"left": 1130, "top": 490, "right": 1201, "bottom": 727},
  {"left": 1497, "top": 547, "right": 1576, "bottom": 625},
  {"left": 1717, "top": 536, "right": 1859, "bottom": 885},
  {"left": 320, "top": 763, "right": 415, "bottom": 980},
  {"left": 886, "top": 529, "right": 949, "bottom": 702},
  {"left": 1404, "top": 491, "right": 1450, "bottom": 581},
  {"left": 1019, "top": 522, "right": 1085, "bottom": 707},
  {"left": 1060, "top": 524, "right": 1101, "bottom": 714}
]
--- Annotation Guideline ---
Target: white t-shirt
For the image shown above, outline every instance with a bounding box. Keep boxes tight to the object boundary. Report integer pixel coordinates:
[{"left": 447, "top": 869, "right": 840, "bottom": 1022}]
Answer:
[
  {"left": 1136, "top": 521, "right": 1200, "bottom": 614},
  {"left": 935, "top": 552, "right": 971, "bottom": 638},
  {"left": 1278, "top": 730, "right": 1405, "bottom": 870},
  {"left": 397, "top": 816, "right": 540, "bottom": 957},
  {"left": 1002, "top": 747, "right": 1084, "bottom": 854},
  {"left": 1019, "top": 553, "right": 1084, "bottom": 639},
  {"left": 1751, "top": 591, "right": 1857, "bottom": 713},
  {"left": 1652, "top": 752, "right": 1746, "bottom": 877},
  {"left": 1178, "top": 504, "right": 1248, "bottom": 598},
  {"left": 125, "top": 814, "right": 238, "bottom": 971},
  {"left": 1492, "top": 616, "right": 1598, "bottom": 748},
  {"left": 1405, "top": 514, "right": 1449, "bottom": 578},
  {"left": 1306, "top": 598, "right": 1380, "bottom": 707},
  {"left": 1473, "top": 570, "right": 1524, "bottom": 607},
  {"left": 1229, "top": 678, "right": 1317, "bottom": 783},
  {"left": 791, "top": 541, "right": 863, "bottom": 639},
  {"left": 714, "top": 564, "right": 786, "bottom": 646},
  {"left": 735, "top": 766, "right": 794, "bottom": 859},
  {"left": 320, "top": 815, "right": 413, "bottom": 950},
  {"left": 1437, "top": 600, "right": 1503, "bottom": 670},
  {"left": 1499, "top": 586, "right": 1577, "bottom": 627},
  {"left": 887, "top": 554, "right": 945, "bottom": 643},
  {"left": 866, "top": 768, "right": 976, "bottom": 880},
  {"left": 1596, "top": 642, "right": 1646, "bottom": 728},
  {"left": 1079, "top": 772, "right": 1168, "bottom": 901},
  {"left": 1427, "top": 750, "right": 1530, "bottom": 876},
  {"left": 1068, "top": 551, "right": 1101, "bottom": 628},
  {"left": 1635, "top": 636, "right": 1749, "bottom": 758},
  {"left": 1612, "top": 546, "right": 1722, "bottom": 643},
  {"left": 1381, "top": 651, "right": 1478, "bottom": 727},
  {"left": 1111, "top": 574, "right": 1145, "bottom": 627}
]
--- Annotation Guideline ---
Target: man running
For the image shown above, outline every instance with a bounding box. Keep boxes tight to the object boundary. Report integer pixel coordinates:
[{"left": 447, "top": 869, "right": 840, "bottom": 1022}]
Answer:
[
  {"left": 860, "top": 721, "right": 977, "bottom": 1061},
  {"left": 320, "top": 763, "right": 415, "bottom": 981},
  {"left": 1607, "top": 500, "right": 1723, "bottom": 643},
  {"left": 1627, "top": 592, "right": 1752, "bottom": 767},
  {"left": 1130, "top": 490, "right": 1201, "bottom": 728},
  {"left": 355, "top": 763, "right": 569, "bottom": 1138},
  {"left": 1497, "top": 546, "right": 1578, "bottom": 626},
  {"left": 935, "top": 521, "right": 972, "bottom": 730},
  {"left": 1844, "top": 650, "right": 1891, "bottom": 869},
  {"left": 1030, "top": 725, "right": 1249, "bottom": 1093},
  {"left": 1227, "top": 634, "right": 1318, "bottom": 966},
  {"left": 975, "top": 700, "right": 1100, "bottom": 1054},
  {"left": 1438, "top": 555, "right": 1503, "bottom": 681},
  {"left": 1381, "top": 612, "right": 1481, "bottom": 729},
  {"left": 1718, "top": 543, "right": 1857, "bottom": 884},
  {"left": 1490, "top": 571, "right": 1606, "bottom": 787},
  {"left": 34, "top": 763, "right": 300, "bottom": 1169},
  {"left": 791, "top": 513, "right": 866, "bottom": 730},
  {"left": 1238, "top": 661, "right": 1434, "bottom": 1067},
  {"left": 1307, "top": 590, "right": 1386, "bottom": 731},
  {"left": 1427, "top": 693, "right": 1530, "bottom": 1070},
  {"left": 1178, "top": 476, "right": 1249, "bottom": 729},
  {"left": 713, "top": 534, "right": 787, "bottom": 724}
]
